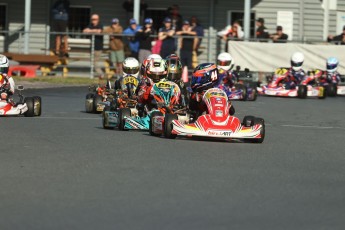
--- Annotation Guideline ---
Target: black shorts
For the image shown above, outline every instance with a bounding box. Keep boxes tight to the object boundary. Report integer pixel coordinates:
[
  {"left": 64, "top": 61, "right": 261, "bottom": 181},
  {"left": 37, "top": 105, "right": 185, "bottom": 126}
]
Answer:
[{"left": 53, "top": 20, "right": 67, "bottom": 34}]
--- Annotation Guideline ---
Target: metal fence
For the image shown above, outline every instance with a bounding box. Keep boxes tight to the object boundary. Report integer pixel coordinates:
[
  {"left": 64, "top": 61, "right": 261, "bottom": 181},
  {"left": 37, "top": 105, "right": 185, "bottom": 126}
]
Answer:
[{"left": 0, "top": 30, "right": 342, "bottom": 79}]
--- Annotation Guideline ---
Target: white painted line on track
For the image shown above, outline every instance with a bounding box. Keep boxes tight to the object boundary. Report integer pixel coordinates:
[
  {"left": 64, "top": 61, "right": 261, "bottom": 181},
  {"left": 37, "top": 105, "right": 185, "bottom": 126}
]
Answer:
[{"left": 281, "top": 124, "right": 345, "bottom": 130}]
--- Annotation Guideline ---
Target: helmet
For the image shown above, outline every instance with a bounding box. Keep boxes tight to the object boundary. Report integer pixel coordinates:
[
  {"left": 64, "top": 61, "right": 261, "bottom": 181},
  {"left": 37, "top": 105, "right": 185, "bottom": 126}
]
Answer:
[
  {"left": 0, "top": 54, "right": 9, "bottom": 74},
  {"left": 326, "top": 57, "right": 338, "bottom": 73},
  {"left": 145, "top": 58, "right": 168, "bottom": 83},
  {"left": 123, "top": 57, "right": 139, "bottom": 75},
  {"left": 165, "top": 54, "right": 182, "bottom": 82},
  {"left": 291, "top": 52, "right": 304, "bottom": 71},
  {"left": 191, "top": 63, "right": 218, "bottom": 92},
  {"left": 140, "top": 54, "right": 162, "bottom": 77},
  {"left": 217, "top": 52, "right": 234, "bottom": 71}
]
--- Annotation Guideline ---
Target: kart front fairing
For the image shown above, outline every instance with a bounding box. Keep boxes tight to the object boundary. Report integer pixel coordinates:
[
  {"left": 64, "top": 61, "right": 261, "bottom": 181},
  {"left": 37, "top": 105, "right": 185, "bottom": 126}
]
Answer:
[{"left": 0, "top": 100, "right": 28, "bottom": 116}]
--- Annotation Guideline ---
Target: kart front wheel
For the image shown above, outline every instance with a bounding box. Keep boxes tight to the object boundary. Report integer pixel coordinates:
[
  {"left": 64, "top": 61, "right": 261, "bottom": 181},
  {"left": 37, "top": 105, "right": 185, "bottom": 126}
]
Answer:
[
  {"left": 297, "top": 85, "right": 307, "bottom": 99},
  {"left": 102, "top": 106, "right": 114, "bottom": 129},
  {"left": 252, "top": 117, "right": 265, "bottom": 143},
  {"left": 164, "top": 114, "right": 178, "bottom": 139},
  {"left": 149, "top": 111, "right": 163, "bottom": 136},
  {"left": 118, "top": 108, "right": 131, "bottom": 131},
  {"left": 242, "top": 115, "right": 255, "bottom": 127},
  {"left": 24, "top": 97, "right": 35, "bottom": 117},
  {"left": 327, "top": 83, "right": 337, "bottom": 97},
  {"left": 93, "top": 94, "right": 103, "bottom": 113}
]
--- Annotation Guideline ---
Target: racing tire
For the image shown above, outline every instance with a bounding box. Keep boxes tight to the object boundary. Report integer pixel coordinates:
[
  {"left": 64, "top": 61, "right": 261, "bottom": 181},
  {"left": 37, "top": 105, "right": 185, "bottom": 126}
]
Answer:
[
  {"left": 248, "top": 82, "right": 258, "bottom": 101},
  {"left": 33, "top": 96, "right": 42, "bottom": 116},
  {"left": 24, "top": 97, "right": 35, "bottom": 117},
  {"left": 164, "top": 114, "right": 178, "bottom": 139},
  {"left": 318, "top": 86, "right": 326, "bottom": 99},
  {"left": 242, "top": 115, "right": 255, "bottom": 127},
  {"left": 118, "top": 108, "right": 131, "bottom": 131},
  {"left": 297, "top": 85, "right": 307, "bottom": 99},
  {"left": 252, "top": 117, "right": 265, "bottom": 143},
  {"left": 93, "top": 94, "right": 103, "bottom": 113},
  {"left": 149, "top": 111, "right": 163, "bottom": 137},
  {"left": 235, "top": 84, "right": 247, "bottom": 101},
  {"left": 327, "top": 83, "right": 337, "bottom": 97},
  {"left": 102, "top": 106, "right": 114, "bottom": 130}
]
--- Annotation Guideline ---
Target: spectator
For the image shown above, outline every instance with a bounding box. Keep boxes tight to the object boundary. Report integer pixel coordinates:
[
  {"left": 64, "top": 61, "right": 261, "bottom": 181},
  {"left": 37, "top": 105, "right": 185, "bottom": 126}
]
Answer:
[
  {"left": 217, "top": 21, "right": 244, "bottom": 41},
  {"left": 158, "top": 17, "right": 176, "bottom": 59},
  {"left": 328, "top": 25, "right": 345, "bottom": 45},
  {"left": 176, "top": 20, "right": 197, "bottom": 69},
  {"left": 123, "top": 18, "right": 141, "bottom": 59},
  {"left": 83, "top": 14, "right": 104, "bottom": 78},
  {"left": 166, "top": 4, "right": 183, "bottom": 31},
  {"left": 136, "top": 18, "right": 155, "bottom": 63},
  {"left": 104, "top": 18, "right": 125, "bottom": 78},
  {"left": 122, "top": 0, "right": 148, "bottom": 24},
  {"left": 51, "top": 0, "right": 70, "bottom": 57},
  {"left": 256, "top": 18, "right": 270, "bottom": 42},
  {"left": 190, "top": 16, "right": 204, "bottom": 54},
  {"left": 270, "top": 26, "right": 288, "bottom": 43}
]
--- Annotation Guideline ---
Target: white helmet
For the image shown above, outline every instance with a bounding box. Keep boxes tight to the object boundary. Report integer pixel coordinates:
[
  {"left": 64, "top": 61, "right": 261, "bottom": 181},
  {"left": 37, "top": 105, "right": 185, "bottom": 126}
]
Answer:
[
  {"left": 291, "top": 52, "right": 304, "bottom": 71},
  {"left": 0, "top": 54, "right": 9, "bottom": 74},
  {"left": 145, "top": 58, "right": 167, "bottom": 83},
  {"left": 217, "top": 52, "right": 234, "bottom": 71},
  {"left": 123, "top": 57, "right": 140, "bottom": 76},
  {"left": 326, "top": 57, "right": 338, "bottom": 73},
  {"left": 147, "top": 54, "right": 162, "bottom": 60}
]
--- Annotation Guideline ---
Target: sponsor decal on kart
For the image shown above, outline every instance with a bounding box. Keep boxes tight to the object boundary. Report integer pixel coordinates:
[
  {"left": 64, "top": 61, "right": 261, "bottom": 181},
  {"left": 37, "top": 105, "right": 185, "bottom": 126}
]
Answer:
[{"left": 207, "top": 130, "right": 232, "bottom": 136}]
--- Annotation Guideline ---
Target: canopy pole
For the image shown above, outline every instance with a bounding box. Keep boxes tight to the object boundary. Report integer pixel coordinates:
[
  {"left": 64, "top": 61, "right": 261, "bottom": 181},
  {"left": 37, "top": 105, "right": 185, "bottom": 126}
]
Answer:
[{"left": 24, "top": 0, "right": 31, "bottom": 54}]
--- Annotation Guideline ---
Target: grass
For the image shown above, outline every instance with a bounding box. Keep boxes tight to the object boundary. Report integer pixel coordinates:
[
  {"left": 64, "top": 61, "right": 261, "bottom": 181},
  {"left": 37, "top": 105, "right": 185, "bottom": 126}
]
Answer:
[{"left": 12, "top": 75, "right": 105, "bottom": 86}]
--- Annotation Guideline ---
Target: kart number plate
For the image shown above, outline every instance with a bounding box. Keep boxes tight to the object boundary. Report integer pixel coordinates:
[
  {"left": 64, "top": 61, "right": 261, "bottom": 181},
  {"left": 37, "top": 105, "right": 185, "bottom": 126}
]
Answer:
[{"left": 122, "top": 76, "right": 138, "bottom": 86}]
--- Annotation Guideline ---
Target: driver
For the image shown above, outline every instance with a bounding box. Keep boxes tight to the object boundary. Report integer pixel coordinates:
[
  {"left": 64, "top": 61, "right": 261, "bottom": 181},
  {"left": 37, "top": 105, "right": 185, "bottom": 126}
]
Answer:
[
  {"left": 115, "top": 57, "right": 140, "bottom": 90},
  {"left": 216, "top": 52, "right": 238, "bottom": 89},
  {"left": 283, "top": 52, "right": 305, "bottom": 89},
  {"left": 324, "top": 57, "right": 341, "bottom": 84},
  {"left": 0, "top": 55, "right": 15, "bottom": 103},
  {"left": 189, "top": 63, "right": 235, "bottom": 117}
]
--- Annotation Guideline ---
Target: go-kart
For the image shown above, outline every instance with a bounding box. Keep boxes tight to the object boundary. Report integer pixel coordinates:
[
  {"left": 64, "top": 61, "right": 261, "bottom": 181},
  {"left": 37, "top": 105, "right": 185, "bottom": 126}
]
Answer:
[
  {"left": 148, "top": 81, "right": 190, "bottom": 137},
  {"left": 85, "top": 80, "right": 113, "bottom": 113},
  {"left": 117, "top": 80, "right": 188, "bottom": 132},
  {"left": 257, "top": 68, "right": 325, "bottom": 99},
  {"left": 0, "top": 85, "right": 41, "bottom": 117},
  {"left": 219, "top": 67, "right": 258, "bottom": 101},
  {"left": 316, "top": 71, "right": 345, "bottom": 97},
  {"left": 102, "top": 75, "right": 139, "bottom": 129},
  {"left": 164, "top": 88, "right": 265, "bottom": 142}
]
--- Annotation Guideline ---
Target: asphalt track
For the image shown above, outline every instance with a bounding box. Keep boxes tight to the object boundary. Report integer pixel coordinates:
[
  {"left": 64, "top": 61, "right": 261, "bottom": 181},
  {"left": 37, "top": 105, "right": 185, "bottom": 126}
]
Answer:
[{"left": 1, "top": 86, "right": 345, "bottom": 230}]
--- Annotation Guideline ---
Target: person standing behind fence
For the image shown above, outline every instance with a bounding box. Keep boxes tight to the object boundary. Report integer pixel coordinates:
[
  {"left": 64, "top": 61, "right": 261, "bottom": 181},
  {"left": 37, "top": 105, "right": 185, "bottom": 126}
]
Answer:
[
  {"left": 159, "top": 17, "right": 176, "bottom": 59},
  {"left": 255, "top": 18, "right": 269, "bottom": 42},
  {"left": 270, "top": 26, "right": 288, "bottom": 43},
  {"left": 83, "top": 14, "right": 104, "bottom": 78},
  {"left": 104, "top": 18, "right": 125, "bottom": 78},
  {"left": 123, "top": 18, "right": 141, "bottom": 59},
  {"left": 51, "top": 0, "right": 70, "bottom": 57},
  {"left": 176, "top": 20, "right": 197, "bottom": 70},
  {"left": 136, "top": 18, "right": 155, "bottom": 63}
]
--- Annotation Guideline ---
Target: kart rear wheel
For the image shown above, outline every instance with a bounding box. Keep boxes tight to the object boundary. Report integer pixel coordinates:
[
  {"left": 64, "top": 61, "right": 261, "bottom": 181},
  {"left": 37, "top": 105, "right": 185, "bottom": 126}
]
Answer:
[
  {"left": 235, "top": 84, "right": 247, "bottom": 101},
  {"left": 242, "top": 115, "right": 255, "bottom": 127},
  {"left": 86, "top": 93, "right": 94, "bottom": 99},
  {"left": 118, "top": 108, "right": 131, "bottom": 131},
  {"left": 149, "top": 111, "right": 163, "bottom": 136},
  {"left": 93, "top": 94, "right": 103, "bottom": 113},
  {"left": 297, "top": 85, "right": 307, "bottom": 99},
  {"left": 24, "top": 97, "right": 35, "bottom": 117},
  {"left": 248, "top": 82, "right": 258, "bottom": 101},
  {"left": 164, "top": 114, "right": 178, "bottom": 139},
  {"left": 102, "top": 106, "right": 114, "bottom": 130},
  {"left": 252, "top": 117, "right": 265, "bottom": 143},
  {"left": 33, "top": 96, "right": 42, "bottom": 116},
  {"left": 327, "top": 83, "right": 337, "bottom": 97}
]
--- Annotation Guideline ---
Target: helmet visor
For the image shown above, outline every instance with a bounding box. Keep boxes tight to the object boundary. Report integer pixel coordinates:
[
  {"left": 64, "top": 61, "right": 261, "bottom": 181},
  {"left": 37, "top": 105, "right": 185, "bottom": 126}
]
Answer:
[
  {"left": 291, "top": 61, "right": 303, "bottom": 67},
  {"left": 148, "top": 73, "right": 166, "bottom": 83},
  {"left": 123, "top": 66, "right": 139, "bottom": 75},
  {"left": 168, "top": 72, "right": 181, "bottom": 81},
  {"left": 217, "top": 60, "right": 231, "bottom": 66},
  {"left": 0, "top": 67, "right": 9, "bottom": 74},
  {"left": 327, "top": 63, "right": 337, "bottom": 71}
]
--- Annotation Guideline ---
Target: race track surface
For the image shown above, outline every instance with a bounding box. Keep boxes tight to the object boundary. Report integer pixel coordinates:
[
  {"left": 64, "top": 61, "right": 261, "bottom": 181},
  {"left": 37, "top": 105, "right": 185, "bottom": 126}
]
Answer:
[{"left": 1, "top": 87, "right": 345, "bottom": 230}]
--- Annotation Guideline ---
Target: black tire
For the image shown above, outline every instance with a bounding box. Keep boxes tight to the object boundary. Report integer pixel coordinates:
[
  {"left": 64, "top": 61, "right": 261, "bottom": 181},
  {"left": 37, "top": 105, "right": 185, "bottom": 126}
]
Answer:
[
  {"left": 252, "top": 117, "right": 265, "bottom": 143},
  {"left": 24, "top": 97, "right": 35, "bottom": 117},
  {"left": 102, "top": 106, "right": 114, "bottom": 129},
  {"left": 93, "top": 94, "right": 103, "bottom": 113},
  {"left": 242, "top": 115, "right": 255, "bottom": 127},
  {"left": 229, "top": 105, "right": 235, "bottom": 116},
  {"left": 318, "top": 86, "right": 326, "bottom": 99},
  {"left": 118, "top": 108, "right": 131, "bottom": 131},
  {"left": 248, "top": 83, "right": 258, "bottom": 101},
  {"left": 235, "top": 84, "right": 247, "bottom": 101},
  {"left": 149, "top": 111, "right": 163, "bottom": 136},
  {"left": 297, "top": 85, "right": 307, "bottom": 99},
  {"left": 33, "top": 96, "right": 42, "bottom": 116},
  {"left": 86, "top": 93, "right": 94, "bottom": 99},
  {"left": 327, "top": 83, "right": 337, "bottom": 97},
  {"left": 164, "top": 114, "right": 178, "bottom": 139}
]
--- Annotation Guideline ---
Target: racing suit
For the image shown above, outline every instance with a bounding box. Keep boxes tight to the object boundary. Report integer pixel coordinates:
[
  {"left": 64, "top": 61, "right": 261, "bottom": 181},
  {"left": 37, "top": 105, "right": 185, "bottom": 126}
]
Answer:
[
  {"left": 0, "top": 73, "right": 15, "bottom": 103},
  {"left": 325, "top": 71, "right": 341, "bottom": 84},
  {"left": 283, "top": 68, "right": 305, "bottom": 89}
]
